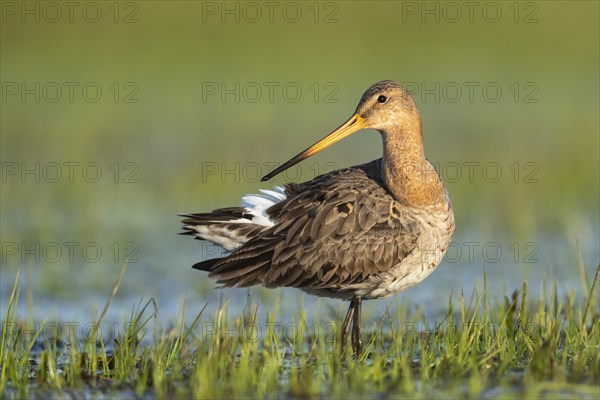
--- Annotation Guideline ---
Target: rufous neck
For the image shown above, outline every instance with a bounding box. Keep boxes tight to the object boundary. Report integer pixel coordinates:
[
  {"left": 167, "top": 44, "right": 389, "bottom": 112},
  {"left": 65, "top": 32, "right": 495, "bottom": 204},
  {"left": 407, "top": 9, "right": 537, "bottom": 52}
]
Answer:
[{"left": 381, "top": 127, "right": 446, "bottom": 207}]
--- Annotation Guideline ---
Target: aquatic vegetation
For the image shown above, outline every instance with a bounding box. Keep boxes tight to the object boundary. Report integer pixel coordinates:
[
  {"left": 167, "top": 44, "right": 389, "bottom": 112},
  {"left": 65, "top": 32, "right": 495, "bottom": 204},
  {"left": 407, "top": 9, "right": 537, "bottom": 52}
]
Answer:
[{"left": 1, "top": 263, "right": 598, "bottom": 399}]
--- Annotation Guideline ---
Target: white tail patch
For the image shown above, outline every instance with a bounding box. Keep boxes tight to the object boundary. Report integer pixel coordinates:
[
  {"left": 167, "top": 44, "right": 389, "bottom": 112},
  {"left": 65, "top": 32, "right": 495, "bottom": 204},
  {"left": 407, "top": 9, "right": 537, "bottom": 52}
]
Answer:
[
  {"left": 185, "top": 186, "right": 287, "bottom": 251},
  {"left": 241, "top": 186, "right": 286, "bottom": 227}
]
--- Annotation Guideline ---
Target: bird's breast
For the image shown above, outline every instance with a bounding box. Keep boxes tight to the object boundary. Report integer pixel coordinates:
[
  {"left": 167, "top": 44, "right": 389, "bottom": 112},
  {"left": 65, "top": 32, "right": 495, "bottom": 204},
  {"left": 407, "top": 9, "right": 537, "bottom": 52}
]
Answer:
[{"left": 349, "top": 201, "right": 455, "bottom": 300}]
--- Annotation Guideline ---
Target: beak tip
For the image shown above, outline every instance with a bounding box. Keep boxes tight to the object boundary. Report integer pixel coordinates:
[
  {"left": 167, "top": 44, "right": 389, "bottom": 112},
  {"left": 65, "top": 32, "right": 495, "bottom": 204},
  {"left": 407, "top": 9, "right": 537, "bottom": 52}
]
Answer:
[{"left": 258, "top": 112, "right": 364, "bottom": 184}]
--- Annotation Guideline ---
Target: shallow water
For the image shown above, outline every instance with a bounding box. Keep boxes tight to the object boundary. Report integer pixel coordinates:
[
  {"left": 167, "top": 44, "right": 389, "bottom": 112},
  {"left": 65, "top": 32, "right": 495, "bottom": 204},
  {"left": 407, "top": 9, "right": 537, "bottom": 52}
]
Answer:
[
  {"left": 1, "top": 226, "right": 598, "bottom": 399},
  {"left": 1, "top": 224, "right": 598, "bottom": 331}
]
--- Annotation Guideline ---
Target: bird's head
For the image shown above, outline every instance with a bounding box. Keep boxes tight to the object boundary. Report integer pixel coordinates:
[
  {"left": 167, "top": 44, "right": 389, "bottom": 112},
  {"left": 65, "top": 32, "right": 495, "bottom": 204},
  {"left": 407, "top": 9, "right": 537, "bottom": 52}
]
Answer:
[{"left": 261, "top": 80, "right": 420, "bottom": 182}]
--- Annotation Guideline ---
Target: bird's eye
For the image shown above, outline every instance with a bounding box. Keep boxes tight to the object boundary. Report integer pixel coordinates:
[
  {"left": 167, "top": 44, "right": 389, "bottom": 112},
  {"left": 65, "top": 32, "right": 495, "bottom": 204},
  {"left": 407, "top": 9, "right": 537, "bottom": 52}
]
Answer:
[{"left": 377, "top": 95, "right": 387, "bottom": 104}]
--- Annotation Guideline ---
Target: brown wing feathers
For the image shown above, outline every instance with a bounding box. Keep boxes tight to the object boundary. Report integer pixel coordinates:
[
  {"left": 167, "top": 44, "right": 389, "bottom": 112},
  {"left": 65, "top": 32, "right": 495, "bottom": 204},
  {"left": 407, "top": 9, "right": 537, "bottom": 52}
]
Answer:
[{"left": 184, "top": 160, "right": 422, "bottom": 294}]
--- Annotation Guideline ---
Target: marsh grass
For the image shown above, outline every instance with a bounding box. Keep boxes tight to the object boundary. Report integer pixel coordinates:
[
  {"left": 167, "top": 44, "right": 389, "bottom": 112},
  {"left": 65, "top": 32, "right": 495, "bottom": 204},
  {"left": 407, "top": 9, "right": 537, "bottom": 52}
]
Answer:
[{"left": 1, "top": 263, "right": 599, "bottom": 399}]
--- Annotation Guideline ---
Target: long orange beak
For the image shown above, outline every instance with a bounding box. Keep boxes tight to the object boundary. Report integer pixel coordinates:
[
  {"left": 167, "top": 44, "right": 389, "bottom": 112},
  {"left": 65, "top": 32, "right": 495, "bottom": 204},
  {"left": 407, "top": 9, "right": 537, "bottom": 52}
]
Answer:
[{"left": 261, "top": 113, "right": 367, "bottom": 181}]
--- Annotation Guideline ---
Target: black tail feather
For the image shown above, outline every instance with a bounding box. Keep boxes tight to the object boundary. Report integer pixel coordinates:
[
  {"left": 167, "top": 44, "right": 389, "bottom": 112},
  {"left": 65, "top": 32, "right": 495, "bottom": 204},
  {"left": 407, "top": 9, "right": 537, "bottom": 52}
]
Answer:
[
  {"left": 192, "top": 258, "right": 221, "bottom": 272},
  {"left": 179, "top": 207, "right": 252, "bottom": 225}
]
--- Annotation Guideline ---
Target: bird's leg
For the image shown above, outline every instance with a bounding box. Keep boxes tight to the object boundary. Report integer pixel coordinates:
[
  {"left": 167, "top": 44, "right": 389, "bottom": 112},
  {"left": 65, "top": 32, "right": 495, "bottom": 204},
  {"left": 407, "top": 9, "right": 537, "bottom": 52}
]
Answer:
[
  {"left": 341, "top": 300, "right": 356, "bottom": 354},
  {"left": 352, "top": 297, "right": 362, "bottom": 358}
]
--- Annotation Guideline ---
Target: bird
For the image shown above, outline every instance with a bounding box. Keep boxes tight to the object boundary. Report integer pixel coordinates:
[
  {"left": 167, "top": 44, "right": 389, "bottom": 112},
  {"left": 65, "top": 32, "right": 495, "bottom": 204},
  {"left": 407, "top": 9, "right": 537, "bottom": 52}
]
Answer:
[{"left": 180, "top": 80, "right": 455, "bottom": 357}]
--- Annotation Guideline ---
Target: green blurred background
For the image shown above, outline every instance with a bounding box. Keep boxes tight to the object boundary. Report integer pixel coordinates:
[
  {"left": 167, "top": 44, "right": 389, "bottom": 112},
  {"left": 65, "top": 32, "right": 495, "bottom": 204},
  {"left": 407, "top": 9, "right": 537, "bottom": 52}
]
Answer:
[{"left": 1, "top": 1, "right": 598, "bottom": 320}]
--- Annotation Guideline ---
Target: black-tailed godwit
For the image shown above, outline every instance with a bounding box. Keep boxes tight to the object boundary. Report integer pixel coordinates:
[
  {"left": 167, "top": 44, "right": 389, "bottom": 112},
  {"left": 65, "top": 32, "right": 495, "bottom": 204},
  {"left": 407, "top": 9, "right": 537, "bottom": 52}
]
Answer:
[{"left": 181, "top": 80, "right": 455, "bottom": 357}]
